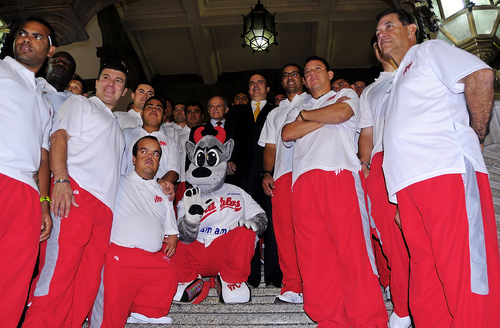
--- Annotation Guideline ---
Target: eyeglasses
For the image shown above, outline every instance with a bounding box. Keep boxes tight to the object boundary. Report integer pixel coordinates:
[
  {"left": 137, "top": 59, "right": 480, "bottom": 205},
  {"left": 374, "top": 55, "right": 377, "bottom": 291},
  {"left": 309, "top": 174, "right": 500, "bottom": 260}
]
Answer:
[
  {"left": 208, "top": 104, "right": 225, "bottom": 110},
  {"left": 282, "top": 71, "right": 300, "bottom": 79}
]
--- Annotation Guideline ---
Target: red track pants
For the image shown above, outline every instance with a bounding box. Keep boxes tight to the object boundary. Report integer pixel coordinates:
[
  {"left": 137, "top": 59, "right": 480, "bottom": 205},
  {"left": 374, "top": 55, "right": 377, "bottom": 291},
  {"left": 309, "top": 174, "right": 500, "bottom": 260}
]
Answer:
[
  {"left": 24, "top": 178, "right": 113, "bottom": 328},
  {"left": 272, "top": 173, "right": 302, "bottom": 294},
  {"left": 292, "top": 169, "right": 388, "bottom": 328},
  {"left": 397, "top": 168, "right": 500, "bottom": 327},
  {"left": 0, "top": 174, "right": 41, "bottom": 328}
]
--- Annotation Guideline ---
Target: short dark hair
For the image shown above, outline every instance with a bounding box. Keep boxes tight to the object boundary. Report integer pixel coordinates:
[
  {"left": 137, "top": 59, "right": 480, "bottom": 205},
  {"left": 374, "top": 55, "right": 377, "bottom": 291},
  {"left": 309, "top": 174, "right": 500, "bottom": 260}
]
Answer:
[
  {"left": 249, "top": 73, "right": 268, "bottom": 87},
  {"left": 304, "top": 56, "right": 331, "bottom": 72},
  {"left": 24, "top": 16, "right": 56, "bottom": 47},
  {"left": 233, "top": 91, "right": 249, "bottom": 99},
  {"left": 132, "top": 136, "right": 162, "bottom": 159},
  {"left": 72, "top": 74, "right": 87, "bottom": 94},
  {"left": 98, "top": 61, "right": 129, "bottom": 85},
  {"left": 174, "top": 102, "right": 186, "bottom": 110},
  {"left": 376, "top": 8, "right": 418, "bottom": 28},
  {"left": 281, "top": 63, "right": 303, "bottom": 77},
  {"left": 332, "top": 76, "right": 351, "bottom": 85},
  {"left": 144, "top": 96, "right": 166, "bottom": 112},
  {"left": 186, "top": 101, "right": 204, "bottom": 113},
  {"left": 132, "top": 82, "right": 154, "bottom": 93}
]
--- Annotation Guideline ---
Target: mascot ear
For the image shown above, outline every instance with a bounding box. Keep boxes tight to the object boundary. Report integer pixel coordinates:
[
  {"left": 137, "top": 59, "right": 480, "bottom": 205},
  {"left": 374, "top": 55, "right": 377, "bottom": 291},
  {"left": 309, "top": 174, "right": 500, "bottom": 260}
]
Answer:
[
  {"left": 186, "top": 140, "right": 196, "bottom": 162},
  {"left": 223, "top": 138, "right": 234, "bottom": 160}
]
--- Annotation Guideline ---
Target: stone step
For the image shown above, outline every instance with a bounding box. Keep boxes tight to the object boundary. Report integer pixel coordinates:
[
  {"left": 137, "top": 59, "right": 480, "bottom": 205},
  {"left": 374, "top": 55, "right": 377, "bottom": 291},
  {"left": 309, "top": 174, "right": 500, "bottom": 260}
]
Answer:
[{"left": 120, "top": 287, "right": 394, "bottom": 328}]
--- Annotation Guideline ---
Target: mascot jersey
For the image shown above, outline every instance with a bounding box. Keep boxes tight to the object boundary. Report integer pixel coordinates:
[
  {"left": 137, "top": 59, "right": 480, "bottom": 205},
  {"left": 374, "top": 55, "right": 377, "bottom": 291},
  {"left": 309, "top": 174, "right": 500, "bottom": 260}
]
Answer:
[{"left": 177, "top": 183, "right": 264, "bottom": 247}]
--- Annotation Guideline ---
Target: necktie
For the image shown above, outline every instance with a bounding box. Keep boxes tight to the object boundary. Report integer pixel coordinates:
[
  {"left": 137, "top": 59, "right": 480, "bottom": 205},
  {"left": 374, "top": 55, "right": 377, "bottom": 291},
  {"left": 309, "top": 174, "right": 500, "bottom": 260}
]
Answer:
[
  {"left": 216, "top": 121, "right": 222, "bottom": 126},
  {"left": 254, "top": 102, "right": 261, "bottom": 121}
]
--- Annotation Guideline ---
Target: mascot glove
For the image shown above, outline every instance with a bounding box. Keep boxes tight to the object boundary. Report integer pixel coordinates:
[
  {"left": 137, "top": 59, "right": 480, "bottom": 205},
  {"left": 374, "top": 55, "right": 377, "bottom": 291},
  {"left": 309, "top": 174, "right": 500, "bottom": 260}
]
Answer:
[
  {"left": 184, "top": 187, "right": 213, "bottom": 224},
  {"left": 238, "top": 218, "right": 259, "bottom": 232}
]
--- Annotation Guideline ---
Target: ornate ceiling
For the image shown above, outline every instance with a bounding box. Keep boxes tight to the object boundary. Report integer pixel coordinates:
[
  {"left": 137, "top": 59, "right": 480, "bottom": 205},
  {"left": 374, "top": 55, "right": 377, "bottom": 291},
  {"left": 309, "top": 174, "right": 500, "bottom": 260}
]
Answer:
[{"left": 0, "top": 0, "right": 400, "bottom": 84}]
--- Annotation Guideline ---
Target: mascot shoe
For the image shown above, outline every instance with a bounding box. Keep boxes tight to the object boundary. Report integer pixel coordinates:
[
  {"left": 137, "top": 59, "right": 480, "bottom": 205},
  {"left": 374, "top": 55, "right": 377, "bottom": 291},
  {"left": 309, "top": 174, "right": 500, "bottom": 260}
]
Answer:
[{"left": 215, "top": 274, "right": 251, "bottom": 303}]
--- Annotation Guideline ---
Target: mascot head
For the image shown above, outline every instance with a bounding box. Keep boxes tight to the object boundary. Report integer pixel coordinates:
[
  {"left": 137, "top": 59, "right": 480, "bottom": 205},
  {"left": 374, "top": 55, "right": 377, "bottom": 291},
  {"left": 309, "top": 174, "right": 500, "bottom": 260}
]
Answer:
[{"left": 185, "top": 124, "right": 234, "bottom": 193}]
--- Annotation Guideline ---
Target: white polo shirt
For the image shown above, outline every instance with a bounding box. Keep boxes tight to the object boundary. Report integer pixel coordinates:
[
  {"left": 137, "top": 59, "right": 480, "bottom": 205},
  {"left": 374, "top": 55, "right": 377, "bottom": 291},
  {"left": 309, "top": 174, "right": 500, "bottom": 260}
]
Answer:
[
  {"left": 358, "top": 71, "right": 396, "bottom": 160},
  {"left": 37, "top": 78, "right": 72, "bottom": 120},
  {"left": 258, "top": 92, "right": 312, "bottom": 181},
  {"left": 285, "top": 88, "right": 361, "bottom": 185},
  {"left": 122, "top": 126, "right": 180, "bottom": 180},
  {"left": 383, "top": 39, "right": 490, "bottom": 203},
  {"left": 111, "top": 171, "right": 179, "bottom": 253},
  {"left": 173, "top": 124, "right": 191, "bottom": 182},
  {"left": 161, "top": 121, "right": 180, "bottom": 145},
  {"left": 0, "top": 56, "right": 52, "bottom": 191},
  {"left": 52, "top": 96, "right": 125, "bottom": 211},
  {"left": 114, "top": 109, "right": 142, "bottom": 130},
  {"left": 177, "top": 184, "right": 264, "bottom": 247}
]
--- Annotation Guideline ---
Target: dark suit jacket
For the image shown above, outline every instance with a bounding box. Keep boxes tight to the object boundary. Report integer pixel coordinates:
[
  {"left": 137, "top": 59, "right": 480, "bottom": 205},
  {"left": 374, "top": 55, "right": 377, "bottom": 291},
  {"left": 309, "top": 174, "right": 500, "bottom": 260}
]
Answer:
[{"left": 225, "top": 102, "right": 275, "bottom": 199}]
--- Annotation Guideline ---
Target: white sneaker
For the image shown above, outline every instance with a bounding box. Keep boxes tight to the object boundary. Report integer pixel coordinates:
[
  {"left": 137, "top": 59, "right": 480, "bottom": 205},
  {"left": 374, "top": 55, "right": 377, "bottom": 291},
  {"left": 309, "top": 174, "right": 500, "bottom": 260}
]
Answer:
[
  {"left": 127, "top": 312, "right": 173, "bottom": 324},
  {"left": 274, "top": 291, "right": 303, "bottom": 304},
  {"left": 215, "top": 274, "right": 251, "bottom": 303},
  {"left": 385, "top": 286, "right": 391, "bottom": 301},
  {"left": 173, "top": 277, "right": 204, "bottom": 302},
  {"left": 389, "top": 312, "right": 411, "bottom": 328}
]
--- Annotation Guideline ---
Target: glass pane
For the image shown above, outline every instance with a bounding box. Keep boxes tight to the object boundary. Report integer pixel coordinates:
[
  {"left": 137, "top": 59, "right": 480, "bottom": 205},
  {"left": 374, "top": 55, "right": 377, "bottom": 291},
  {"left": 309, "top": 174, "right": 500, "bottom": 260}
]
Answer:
[
  {"left": 253, "top": 28, "right": 264, "bottom": 37},
  {"left": 431, "top": 0, "right": 443, "bottom": 19},
  {"left": 495, "top": 22, "right": 500, "bottom": 39},
  {"left": 253, "top": 13, "right": 264, "bottom": 30},
  {"left": 442, "top": 0, "right": 466, "bottom": 18},
  {"left": 473, "top": 9, "right": 499, "bottom": 34},
  {"left": 436, "top": 30, "right": 455, "bottom": 45},
  {"left": 473, "top": 0, "right": 493, "bottom": 5},
  {"left": 444, "top": 12, "right": 471, "bottom": 41}
]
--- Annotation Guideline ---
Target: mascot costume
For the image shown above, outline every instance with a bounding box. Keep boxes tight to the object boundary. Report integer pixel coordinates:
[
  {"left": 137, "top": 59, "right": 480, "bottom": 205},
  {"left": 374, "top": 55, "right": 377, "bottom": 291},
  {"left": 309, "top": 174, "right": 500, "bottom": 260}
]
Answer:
[{"left": 173, "top": 124, "right": 267, "bottom": 303}]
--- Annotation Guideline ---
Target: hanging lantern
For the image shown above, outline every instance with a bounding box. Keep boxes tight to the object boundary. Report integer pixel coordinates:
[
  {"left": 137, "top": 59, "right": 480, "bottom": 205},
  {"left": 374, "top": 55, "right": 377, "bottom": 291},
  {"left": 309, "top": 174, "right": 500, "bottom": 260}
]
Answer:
[{"left": 241, "top": 0, "right": 278, "bottom": 52}]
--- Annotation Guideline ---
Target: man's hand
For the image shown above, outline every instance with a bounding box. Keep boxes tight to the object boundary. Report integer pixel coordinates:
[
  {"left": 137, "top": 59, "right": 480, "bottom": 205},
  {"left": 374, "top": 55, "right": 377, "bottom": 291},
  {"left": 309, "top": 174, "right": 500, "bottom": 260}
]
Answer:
[
  {"left": 163, "top": 234, "right": 178, "bottom": 258},
  {"left": 227, "top": 161, "right": 237, "bottom": 175},
  {"left": 361, "top": 164, "right": 370, "bottom": 178},
  {"left": 262, "top": 173, "right": 275, "bottom": 197},
  {"left": 158, "top": 179, "right": 175, "bottom": 201},
  {"left": 394, "top": 208, "right": 401, "bottom": 230},
  {"left": 51, "top": 181, "right": 78, "bottom": 218},
  {"left": 40, "top": 202, "right": 52, "bottom": 242},
  {"left": 335, "top": 96, "right": 350, "bottom": 103}
]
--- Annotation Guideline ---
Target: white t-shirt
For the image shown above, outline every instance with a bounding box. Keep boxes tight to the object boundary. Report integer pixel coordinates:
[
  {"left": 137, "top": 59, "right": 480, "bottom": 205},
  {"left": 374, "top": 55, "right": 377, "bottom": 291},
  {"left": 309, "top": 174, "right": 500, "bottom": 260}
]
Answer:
[
  {"left": 177, "top": 184, "right": 264, "bottom": 246},
  {"left": 161, "top": 121, "right": 180, "bottom": 145},
  {"left": 173, "top": 124, "right": 191, "bottom": 182},
  {"left": 0, "top": 56, "right": 52, "bottom": 191},
  {"left": 114, "top": 109, "right": 142, "bottom": 130},
  {"left": 122, "top": 126, "right": 180, "bottom": 180},
  {"left": 52, "top": 96, "right": 125, "bottom": 211},
  {"left": 111, "top": 171, "right": 178, "bottom": 253},
  {"left": 258, "top": 92, "right": 312, "bottom": 181},
  {"left": 37, "top": 78, "right": 72, "bottom": 121},
  {"left": 285, "top": 88, "right": 361, "bottom": 185},
  {"left": 358, "top": 71, "right": 396, "bottom": 159},
  {"left": 383, "top": 39, "right": 490, "bottom": 203}
]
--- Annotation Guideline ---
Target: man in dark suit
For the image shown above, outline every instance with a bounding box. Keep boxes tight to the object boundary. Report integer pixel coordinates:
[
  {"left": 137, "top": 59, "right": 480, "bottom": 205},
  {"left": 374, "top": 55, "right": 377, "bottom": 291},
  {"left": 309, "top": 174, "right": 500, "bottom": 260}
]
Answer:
[{"left": 225, "top": 74, "right": 282, "bottom": 288}]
